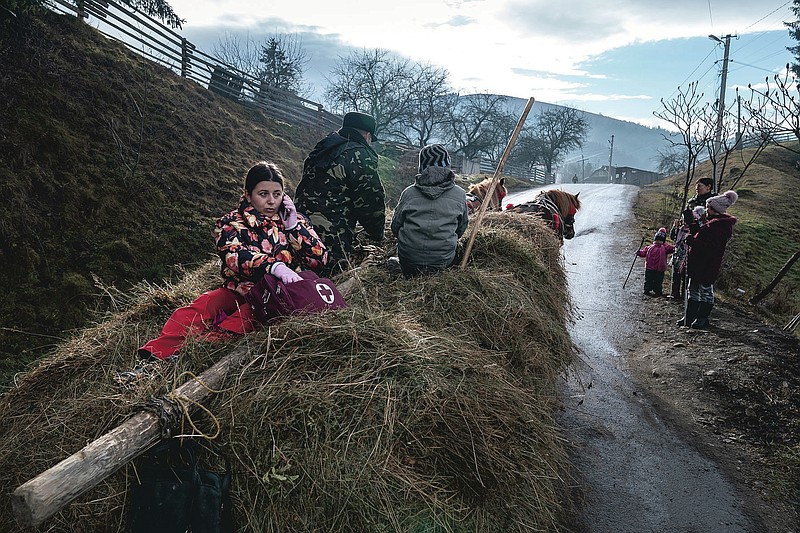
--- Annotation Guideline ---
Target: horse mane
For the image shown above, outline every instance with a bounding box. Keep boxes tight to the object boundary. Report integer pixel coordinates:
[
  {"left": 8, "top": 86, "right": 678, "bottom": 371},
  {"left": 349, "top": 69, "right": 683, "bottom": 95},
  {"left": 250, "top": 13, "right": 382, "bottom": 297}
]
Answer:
[
  {"left": 542, "top": 189, "right": 581, "bottom": 215},
  {"left": 467, "top": 177, "right": 492, "bottom": 197},
  {"left": 467, "top": 177, "right": 507, "bottom": 209}
]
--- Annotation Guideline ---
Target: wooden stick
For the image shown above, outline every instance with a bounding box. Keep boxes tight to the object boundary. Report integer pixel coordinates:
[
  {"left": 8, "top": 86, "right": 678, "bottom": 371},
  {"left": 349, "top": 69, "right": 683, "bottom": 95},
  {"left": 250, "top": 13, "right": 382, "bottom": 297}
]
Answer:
[
  {"left": 12, "top": 346, "right": 250, "bottom": 528},
  {"left": 749, "top": 249, "right": 800, "bottom": 305},
  {"left": 459, "top": 97, "right": 535, "bottom": 268}
]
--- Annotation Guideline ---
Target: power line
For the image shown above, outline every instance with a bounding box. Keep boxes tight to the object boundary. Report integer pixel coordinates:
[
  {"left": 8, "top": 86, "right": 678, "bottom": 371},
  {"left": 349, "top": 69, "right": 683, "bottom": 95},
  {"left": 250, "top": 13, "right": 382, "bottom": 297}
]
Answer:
[
  {"left": 728, "top": 58, "right": 781, "bottom": 73},
  {"left": 673, "top": 4, "right": 793, "bottom": 101},
  {"left": 742, "top": 1, "right": 792, "bottom": 31},
  {"left": 707, "top": 0, "right": 715, "bottom": 30}
]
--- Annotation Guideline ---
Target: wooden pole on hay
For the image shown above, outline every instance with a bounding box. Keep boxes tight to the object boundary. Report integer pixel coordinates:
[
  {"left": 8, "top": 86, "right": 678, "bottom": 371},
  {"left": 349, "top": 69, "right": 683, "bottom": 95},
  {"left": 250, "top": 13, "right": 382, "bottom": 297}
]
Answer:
[
  {"left": 459, "top": 96, "right": 535, "bottom": 268},
  {"left": 11, "top": 346, "right": 250, "bottom": 528}
]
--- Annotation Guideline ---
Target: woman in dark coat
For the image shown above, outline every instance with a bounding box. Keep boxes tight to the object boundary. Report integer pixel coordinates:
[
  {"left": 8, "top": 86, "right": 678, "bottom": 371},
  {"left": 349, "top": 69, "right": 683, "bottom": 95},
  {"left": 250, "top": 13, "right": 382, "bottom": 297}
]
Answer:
[{"left": 677, "top": 190, "right": 738, "bottom": 328}]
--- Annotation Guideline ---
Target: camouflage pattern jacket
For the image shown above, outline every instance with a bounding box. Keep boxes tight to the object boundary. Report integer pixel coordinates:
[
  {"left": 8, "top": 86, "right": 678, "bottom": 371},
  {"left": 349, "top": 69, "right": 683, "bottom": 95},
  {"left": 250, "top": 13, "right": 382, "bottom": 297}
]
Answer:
[
  {"left": 295, "top": 127, "right": 386, "bottom": 263},
  {"left": 214, "top": 196, "right": 327, "bottom": 296}
]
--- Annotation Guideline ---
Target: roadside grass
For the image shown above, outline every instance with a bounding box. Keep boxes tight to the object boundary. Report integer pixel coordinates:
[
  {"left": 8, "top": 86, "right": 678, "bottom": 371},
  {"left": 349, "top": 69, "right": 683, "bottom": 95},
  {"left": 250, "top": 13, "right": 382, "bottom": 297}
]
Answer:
[{"left": 632, "top": 146, "right": 800, "bottom": 327}]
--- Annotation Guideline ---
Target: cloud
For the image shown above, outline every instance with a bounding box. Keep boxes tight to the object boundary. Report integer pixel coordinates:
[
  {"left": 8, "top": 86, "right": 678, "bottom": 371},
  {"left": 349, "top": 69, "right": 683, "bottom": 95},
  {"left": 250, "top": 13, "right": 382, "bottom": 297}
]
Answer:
[
  {"left": 423, "top": 14, "right": 474, "bottom": 28},
  {"left": 499, "top": 1, "right": 618, "bottom": 42}
]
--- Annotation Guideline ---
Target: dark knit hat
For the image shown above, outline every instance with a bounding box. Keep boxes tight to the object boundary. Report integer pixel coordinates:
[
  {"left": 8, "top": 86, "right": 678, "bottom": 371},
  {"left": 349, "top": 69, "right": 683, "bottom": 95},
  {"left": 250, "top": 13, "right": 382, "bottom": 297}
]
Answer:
[
  {"left": 706, "top": 190, "right": 738, "bottom": 214},
  {"left": 342, "top": 112, "right": 377, "bottom": 137},
  {"left": 655, "top": 227, "right": 667, "bottom": 241},
  {"left": 418, "top": 144, "right": 451, "bottom": 173}
]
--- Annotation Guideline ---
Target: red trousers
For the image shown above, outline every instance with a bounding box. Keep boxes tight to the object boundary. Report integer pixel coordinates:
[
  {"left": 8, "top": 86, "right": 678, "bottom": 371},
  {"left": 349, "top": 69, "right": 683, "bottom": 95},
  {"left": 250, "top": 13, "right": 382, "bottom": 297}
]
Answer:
[{"left": 139, "top": 288, "right": 256, "bottom": 360}]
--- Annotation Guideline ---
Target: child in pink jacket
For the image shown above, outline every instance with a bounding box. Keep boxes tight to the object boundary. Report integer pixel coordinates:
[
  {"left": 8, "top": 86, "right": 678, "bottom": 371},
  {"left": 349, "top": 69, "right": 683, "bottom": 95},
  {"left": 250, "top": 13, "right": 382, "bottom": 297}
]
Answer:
[{"left": 637, "top": 228, "right": 675, "bottom": 296}]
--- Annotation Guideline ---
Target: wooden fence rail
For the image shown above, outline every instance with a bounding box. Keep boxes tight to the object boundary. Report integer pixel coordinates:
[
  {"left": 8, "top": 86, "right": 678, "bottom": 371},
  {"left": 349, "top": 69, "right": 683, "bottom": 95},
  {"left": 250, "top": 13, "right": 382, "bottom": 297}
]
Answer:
[{"left": 49, "top": 0, "right": 341, "bottom": 131}]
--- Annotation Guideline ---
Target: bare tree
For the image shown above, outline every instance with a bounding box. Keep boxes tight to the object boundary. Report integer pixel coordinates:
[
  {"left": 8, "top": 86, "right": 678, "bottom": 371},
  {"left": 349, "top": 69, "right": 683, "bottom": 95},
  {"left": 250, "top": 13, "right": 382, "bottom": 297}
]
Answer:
[
  {"left": 393, "top": 63, "right": 452, "bottom": 147},
  {"left": 744, "top": 65, "right": 800, "bottom": 153},
  {"left": 446, "top": 93, "right": 512, "bottom": 160},
  {"left": 512, "top": 107, "right": 589, "bottom": 179},
  {"left": 509, "top": 131, "right": 545, "bottom": 171},
  {"left": 213, "top": 32, "right": 261, "bottom": 78},
  {"left": 711, "top": 90, "right": 774, "bottom": 191},
  {"left": 324, "top": 49, "right": 413, "bottom": 141},
  {"left": 654, "top": 81, "right": 714, "bottom": 210},
  {"left": 655, "top": 146, "right": 687, "bottom": 176}
]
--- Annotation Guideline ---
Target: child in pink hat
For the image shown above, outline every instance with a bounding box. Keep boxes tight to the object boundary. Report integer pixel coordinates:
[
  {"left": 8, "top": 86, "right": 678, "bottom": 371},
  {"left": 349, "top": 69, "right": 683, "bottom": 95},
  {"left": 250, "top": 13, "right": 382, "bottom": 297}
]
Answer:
[{"left": 636, "top": 228, "right": 675, "bottom": 296}]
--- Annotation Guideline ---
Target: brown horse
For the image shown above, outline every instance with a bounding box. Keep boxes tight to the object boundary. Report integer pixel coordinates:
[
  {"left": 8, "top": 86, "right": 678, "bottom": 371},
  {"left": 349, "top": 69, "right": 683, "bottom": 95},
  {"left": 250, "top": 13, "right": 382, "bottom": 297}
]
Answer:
[
  {"left": 466, "top": 177, "right": 508, "bottom": 214},
  {"left": 506, "top": 189, "right": 581, "bottom": 241}
]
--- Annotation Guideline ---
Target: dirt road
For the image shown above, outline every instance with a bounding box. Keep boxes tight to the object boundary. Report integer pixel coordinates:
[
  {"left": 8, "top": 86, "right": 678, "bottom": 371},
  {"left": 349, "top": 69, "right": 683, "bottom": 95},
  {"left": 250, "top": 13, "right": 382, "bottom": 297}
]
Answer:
[{"left": 506, "top": 184, "right": 763, "bottom": 532}]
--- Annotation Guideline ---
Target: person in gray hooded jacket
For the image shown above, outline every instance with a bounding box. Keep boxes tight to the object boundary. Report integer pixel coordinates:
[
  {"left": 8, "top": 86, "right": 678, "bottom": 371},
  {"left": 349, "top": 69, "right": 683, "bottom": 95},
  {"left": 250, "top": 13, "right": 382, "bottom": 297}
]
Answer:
[{"left": 391, "top": 144, "right": 469, "bottom": 277}]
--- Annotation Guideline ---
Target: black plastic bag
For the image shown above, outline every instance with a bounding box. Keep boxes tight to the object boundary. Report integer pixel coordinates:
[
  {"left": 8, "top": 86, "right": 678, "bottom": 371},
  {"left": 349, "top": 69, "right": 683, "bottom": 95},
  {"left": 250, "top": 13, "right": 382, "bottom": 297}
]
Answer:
[{"left": 127, "top": 439, "right": 233, "bottom": 533}]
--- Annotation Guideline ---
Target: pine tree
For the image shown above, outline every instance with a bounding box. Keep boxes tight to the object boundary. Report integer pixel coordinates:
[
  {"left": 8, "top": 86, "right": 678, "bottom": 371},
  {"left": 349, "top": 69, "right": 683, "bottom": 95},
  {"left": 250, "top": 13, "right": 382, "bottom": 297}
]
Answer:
[
  {"left": 785, "top": 0, "right": 800, "bottom": 76},
  {"left": 258, "top": 36, "right": 306, "bottom": 95}
]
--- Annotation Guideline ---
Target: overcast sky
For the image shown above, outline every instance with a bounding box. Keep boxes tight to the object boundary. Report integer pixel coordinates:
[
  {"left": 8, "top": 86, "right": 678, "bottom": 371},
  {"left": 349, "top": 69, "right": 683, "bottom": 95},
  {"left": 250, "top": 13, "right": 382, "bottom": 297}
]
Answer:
[{"left": 163, "top": 0, "right": 795, "bottom": 128}]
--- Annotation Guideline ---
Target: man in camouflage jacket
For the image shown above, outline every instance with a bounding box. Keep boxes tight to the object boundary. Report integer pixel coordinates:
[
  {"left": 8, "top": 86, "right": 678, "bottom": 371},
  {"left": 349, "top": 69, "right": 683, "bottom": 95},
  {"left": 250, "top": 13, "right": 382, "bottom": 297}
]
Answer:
[{"left": 295, "top": 112, "right": 386, "bottom": 274}]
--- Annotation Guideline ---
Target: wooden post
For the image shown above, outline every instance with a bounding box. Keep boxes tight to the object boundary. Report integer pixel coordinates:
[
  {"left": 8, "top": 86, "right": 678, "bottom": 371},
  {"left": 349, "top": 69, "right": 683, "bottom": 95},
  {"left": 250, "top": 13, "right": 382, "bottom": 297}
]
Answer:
[
  {"left": 749, "top": 249, "right": 800, "bottom": 305},
  {"left": 180, "top": 37, "right": 193, "bottom": 78},
  {"left": 12, "top": 346, "right": 250, "bottom": 528},
  {"left": 459, "top": 97, "right": 535, "bottom": 268}
]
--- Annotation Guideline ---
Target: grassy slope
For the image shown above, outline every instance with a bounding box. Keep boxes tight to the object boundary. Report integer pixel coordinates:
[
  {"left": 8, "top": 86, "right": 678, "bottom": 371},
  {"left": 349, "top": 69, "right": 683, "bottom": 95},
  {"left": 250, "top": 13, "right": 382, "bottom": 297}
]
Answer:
[
  {"left": 0, "top": 11, "right": 334, "bottom": 383},
  {"left": 633, "top": 148, "right": 800, "bottom": 324}
]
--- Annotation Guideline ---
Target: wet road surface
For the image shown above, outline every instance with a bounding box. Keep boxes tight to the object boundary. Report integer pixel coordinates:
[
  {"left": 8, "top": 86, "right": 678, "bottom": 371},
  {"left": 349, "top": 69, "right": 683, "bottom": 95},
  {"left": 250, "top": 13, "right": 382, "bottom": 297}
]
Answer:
[{"left": 506, "top": 184, "right": 757, "bottom": 532}]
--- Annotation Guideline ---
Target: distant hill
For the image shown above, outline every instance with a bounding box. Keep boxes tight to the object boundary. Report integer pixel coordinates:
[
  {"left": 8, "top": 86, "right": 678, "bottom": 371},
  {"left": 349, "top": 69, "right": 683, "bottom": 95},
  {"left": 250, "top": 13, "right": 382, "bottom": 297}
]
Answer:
[{"left": 504, "top": 96, "right": 674, "bottom": 175}]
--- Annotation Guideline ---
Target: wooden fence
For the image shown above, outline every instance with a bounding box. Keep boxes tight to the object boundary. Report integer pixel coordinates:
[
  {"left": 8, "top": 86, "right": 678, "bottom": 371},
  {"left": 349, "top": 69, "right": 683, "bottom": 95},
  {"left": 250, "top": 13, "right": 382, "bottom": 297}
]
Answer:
[
  {"left": 48, "top": 0, "right": 341, "bottom": 131},
  {"left": 478, "top": 158, "right": 552, "bottom": 184}
]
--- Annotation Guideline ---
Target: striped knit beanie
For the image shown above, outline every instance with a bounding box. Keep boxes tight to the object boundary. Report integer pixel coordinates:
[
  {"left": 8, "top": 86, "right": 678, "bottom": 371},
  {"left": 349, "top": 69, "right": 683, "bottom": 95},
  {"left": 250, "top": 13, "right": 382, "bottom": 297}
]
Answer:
[{"left": 418, "top": 144, "right": 451, "bottom": 173}]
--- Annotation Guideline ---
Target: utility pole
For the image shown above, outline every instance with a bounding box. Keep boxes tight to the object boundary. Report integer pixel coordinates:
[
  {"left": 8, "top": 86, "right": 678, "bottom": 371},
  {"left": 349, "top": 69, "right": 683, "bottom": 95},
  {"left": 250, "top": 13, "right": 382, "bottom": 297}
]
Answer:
[
  {"left": 709, "top": 33, "right": 731, "bottom": 189},
  {"left": 607, "top": 135, "right": 614, "bottom": 183},
  {"left": 581, "top": 153, "right": 585, "bottom": 182}
]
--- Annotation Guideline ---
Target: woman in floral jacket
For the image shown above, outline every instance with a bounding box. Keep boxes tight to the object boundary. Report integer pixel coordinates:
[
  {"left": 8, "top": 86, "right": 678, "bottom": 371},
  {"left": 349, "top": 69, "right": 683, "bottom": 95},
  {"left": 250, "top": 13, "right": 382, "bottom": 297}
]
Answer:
[{"left": 138, "top": 161, "right": 327, "bottom": 361}]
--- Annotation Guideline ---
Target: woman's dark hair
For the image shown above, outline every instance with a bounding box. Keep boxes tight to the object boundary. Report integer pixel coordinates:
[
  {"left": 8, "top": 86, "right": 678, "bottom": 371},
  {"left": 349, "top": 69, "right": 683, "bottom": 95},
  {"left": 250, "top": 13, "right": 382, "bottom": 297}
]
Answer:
[{"left": 245, "top": 161, "right": 285, "bottom": 194}]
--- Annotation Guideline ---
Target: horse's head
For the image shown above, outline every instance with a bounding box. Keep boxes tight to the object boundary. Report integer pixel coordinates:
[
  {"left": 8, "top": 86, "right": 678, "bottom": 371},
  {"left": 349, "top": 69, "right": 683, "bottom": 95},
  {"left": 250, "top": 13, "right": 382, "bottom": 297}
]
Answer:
[{"left": 467, "top": 177, "right": 507, "bottom": 213}]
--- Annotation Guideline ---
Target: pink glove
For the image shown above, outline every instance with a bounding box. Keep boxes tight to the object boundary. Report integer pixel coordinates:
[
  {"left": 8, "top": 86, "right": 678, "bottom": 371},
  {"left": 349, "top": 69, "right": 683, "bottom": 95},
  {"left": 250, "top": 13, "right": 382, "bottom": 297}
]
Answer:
[
  {"left": 271, "top": 262, "right": 302, "bottom": 284},
  {"left": 280, "top": 195, "right": 298, "bottom": 230}
]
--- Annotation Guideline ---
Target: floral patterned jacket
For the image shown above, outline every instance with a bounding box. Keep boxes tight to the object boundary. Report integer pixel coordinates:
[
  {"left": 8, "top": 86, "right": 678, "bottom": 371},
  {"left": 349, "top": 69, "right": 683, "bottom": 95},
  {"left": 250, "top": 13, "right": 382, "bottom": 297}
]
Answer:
[{"left": 214, "top": 196, "right": 327, "bottom": 296}]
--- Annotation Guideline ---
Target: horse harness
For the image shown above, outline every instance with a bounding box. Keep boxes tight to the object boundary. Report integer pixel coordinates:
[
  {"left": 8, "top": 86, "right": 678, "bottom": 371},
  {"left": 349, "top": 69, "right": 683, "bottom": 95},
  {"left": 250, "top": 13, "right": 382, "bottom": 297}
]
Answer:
[
  {"left": 508, "top": 193, "right": 576, "bottom": 241},
  {"left": 465, "top": 187, "right": 506, "bottom": 214},
  {"left": 465, "top": 192, "right": 482, "bottom": 213}
]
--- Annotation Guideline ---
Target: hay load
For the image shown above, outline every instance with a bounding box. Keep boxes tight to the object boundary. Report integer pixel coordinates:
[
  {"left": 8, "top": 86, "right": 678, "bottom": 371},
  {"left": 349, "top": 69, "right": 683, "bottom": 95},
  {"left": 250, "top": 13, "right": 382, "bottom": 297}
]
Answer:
[{"left": 0, "top": 212, "right": 578, "bottom": 532}]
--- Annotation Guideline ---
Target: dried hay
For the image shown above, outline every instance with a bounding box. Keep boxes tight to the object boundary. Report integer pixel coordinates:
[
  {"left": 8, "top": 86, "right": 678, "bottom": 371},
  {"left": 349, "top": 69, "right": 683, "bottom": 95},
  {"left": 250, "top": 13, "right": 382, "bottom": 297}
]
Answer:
[{"left": 0, "top": 213, "right": 578, "bottom": 532}]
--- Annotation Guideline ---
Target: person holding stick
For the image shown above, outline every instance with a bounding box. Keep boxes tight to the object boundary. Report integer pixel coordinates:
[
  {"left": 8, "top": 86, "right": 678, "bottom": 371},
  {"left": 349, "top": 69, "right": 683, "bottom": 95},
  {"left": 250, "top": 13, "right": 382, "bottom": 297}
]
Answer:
[
  {"left": 623, "top": 235, "right": 646, "bottom": 290},
  {"left": 636, "top": 228, "right": 675, "bottom": 296},
  {"left": 677, "top": 190, "right": 738, "bottom": 328}
]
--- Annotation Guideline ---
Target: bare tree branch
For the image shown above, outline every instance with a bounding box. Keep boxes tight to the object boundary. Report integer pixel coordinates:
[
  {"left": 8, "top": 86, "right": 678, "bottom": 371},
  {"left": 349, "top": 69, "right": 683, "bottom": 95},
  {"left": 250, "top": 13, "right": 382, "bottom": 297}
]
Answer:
[{"left": 654, "top": 81, "right": 714, "bottom": 210}]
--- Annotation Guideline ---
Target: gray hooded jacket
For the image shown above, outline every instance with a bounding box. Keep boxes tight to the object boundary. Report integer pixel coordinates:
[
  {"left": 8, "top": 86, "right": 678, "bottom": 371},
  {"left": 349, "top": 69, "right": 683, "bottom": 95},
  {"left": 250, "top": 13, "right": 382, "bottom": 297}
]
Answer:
[{"left": 391, "top": 166, "right": 469, "bottom": 268}]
